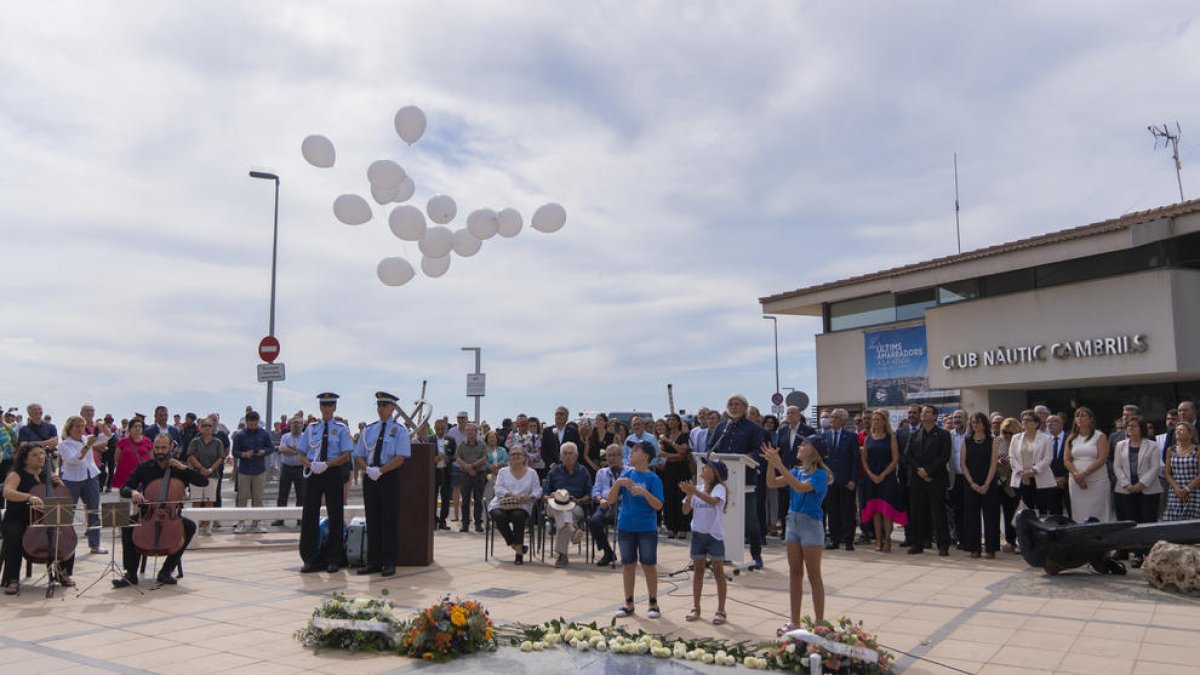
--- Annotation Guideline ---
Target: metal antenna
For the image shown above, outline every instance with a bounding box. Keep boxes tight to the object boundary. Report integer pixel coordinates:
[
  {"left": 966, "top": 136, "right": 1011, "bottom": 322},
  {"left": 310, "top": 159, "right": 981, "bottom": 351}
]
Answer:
[
  {"left": 1148, "top": 122, "right": 1185, "bottom": 202},
  {"left": 954, "top": 152, "right": 962, "bottom": 253}
]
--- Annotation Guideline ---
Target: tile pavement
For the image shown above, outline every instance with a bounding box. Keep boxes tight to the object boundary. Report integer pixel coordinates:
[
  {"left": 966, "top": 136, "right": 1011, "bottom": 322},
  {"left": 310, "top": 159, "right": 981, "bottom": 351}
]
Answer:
[{"left": 0, "top": 522, "right": 1197, "bottom": 674}]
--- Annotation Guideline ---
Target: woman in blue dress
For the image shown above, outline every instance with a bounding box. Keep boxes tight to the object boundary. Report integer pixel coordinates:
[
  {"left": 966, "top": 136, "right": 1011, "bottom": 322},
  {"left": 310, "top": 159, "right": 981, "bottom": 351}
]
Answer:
[{"left": 859, "top": 410, "right": 906, "bottom": 552}]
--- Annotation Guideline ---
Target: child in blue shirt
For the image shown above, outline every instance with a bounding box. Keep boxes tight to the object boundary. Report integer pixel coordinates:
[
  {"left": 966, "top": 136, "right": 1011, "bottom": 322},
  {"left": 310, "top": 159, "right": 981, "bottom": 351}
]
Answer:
[
  {"left": 764, "top": 434, "right": 833, "bottom": 635},
  {"left": 608, "top": 440, "right": 664, "bottom": 619}
]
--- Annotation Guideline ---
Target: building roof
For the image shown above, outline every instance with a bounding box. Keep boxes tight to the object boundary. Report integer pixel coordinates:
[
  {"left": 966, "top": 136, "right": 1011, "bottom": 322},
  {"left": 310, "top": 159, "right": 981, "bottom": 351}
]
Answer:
[{"left": 759, "top": 198, "right": 1200, "bottom": 307}]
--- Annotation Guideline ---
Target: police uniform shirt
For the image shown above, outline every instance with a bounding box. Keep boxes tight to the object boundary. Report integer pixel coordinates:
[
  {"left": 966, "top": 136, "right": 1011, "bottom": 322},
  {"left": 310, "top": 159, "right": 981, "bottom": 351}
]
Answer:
[
  {"left": 300, "top": 418, "right": 354, "bottom": 463},
  {"left": 353, "top": 419, "right": 412, "bottom": 466}
]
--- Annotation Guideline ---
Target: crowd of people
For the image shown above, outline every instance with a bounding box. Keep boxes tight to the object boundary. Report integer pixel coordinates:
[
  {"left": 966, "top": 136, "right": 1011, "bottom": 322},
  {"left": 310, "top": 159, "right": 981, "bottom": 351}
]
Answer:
[{"left": 0, "top": 392, "right": 1197, "bottom": 616}]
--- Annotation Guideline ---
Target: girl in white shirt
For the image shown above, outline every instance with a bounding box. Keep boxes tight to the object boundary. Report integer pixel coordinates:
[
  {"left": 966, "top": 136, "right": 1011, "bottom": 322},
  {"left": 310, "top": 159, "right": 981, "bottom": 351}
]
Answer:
[{"left": 680, "top": 458, "right": 728, "bottom": 625}]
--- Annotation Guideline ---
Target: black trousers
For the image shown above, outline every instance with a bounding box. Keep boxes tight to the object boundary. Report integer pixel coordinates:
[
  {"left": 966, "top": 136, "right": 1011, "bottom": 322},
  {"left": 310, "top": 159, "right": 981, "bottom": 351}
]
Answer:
[
  {"left": 999, "top": 488, "right": 1020, "bottom": 545},
  {"left": 1020, "top": 482, "right": 1059, "bottom": 516},
  {"left": 947, "top": 474, "right": 965, "bottom": 543},
  {"left": 1114, "top": 492, "right": 1159, "bottom": 524},
  {"left": 1044, "top": 485, "right": 1065, "bottom": 516},
  {"left": 961, "top": 484, "right": 1001, "bottom": 553},
  {"left": 588, "top": 505, "right": 616, "bottom": 555},
  {"left": 457, "top": 473, "right": 485, "bottom": 528},
  {"left": 277, "top": 465, "right": 305, "bottom": 507},
  {"left": 823, "top": 482, "right": 857, "bottom": 545},
  {"left": 435, "top": 467, "right": 452, "bottom": 523},
  {"left": 662, "top": 461, "right": 692, "bottom": 533},
  {"left": 908, "top": 474, "right": 950, "bottom": 549},
  {"left": 0, "top": 460, "right": 8, "bottom": 510},
  {"left": 121, "top": 517, "right": 195, "bottom": 578},
  {"left": 363, "top": 470, "right": 400, "bottom": 567},
  {"left": 300, "top": 470, "right": 344, "bottom": 566},
  {"left": 490, "top": 508, "right": 529, "bottom": 548},
  {"left": 1, "top": 518, "right": 76, "bottom": 585},
  {"left": 744, "top": 489, "right": 762, "bottom": 559},
  {"left": 214, "top": 467, "right": 225, "bottom": 508}
]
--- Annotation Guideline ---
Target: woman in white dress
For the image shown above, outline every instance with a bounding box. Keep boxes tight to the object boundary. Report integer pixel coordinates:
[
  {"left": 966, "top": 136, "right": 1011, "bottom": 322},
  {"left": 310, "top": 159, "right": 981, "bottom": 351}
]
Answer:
[{"left": 1064, "top": 406, "right": 1112, "bottom": 523}]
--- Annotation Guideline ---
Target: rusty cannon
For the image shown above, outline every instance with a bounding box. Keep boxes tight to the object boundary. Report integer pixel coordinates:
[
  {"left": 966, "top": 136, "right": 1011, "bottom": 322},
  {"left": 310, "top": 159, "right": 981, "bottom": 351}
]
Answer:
[{"left": 1016, "top": 509, "right": 1200, "bottom": 575}]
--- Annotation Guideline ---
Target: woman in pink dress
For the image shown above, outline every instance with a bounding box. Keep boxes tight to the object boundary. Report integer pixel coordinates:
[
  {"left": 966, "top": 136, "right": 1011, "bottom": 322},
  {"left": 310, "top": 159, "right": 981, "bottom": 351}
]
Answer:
[{"left": 112, "top": 418, "right": 152, "bottom": 489}]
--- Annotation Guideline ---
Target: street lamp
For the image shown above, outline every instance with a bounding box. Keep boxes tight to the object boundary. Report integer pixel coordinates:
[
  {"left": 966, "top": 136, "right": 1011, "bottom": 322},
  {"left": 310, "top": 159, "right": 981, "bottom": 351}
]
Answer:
[
  {"left": 250, "top": 170, "right": 280, "bottom": 428},
  {"left": 762, "top": 315, "right": 780, "bottom": 395}
]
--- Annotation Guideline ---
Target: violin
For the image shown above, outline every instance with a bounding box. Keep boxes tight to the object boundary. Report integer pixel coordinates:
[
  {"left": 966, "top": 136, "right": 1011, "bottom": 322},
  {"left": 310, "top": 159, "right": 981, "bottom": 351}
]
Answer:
[
  {"left": 22, "top": 451, "right": 78, "bottom": 565},
  {"left": 131, "top": 459, "right": 187, "bottom": 556}
]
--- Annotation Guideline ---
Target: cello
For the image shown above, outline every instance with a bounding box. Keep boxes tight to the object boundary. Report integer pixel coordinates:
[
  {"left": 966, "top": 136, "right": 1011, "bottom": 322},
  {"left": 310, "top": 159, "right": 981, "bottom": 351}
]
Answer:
[
  {"left": 131, "top": 460, "right": 187, "bottom": 557},
  {"left": 22, "top": 449, "right": 78, "bottom": 596}
]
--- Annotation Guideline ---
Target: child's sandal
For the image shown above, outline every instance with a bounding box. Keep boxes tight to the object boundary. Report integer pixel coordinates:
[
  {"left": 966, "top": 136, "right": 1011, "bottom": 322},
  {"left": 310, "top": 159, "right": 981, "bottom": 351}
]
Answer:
[
  {"left": 685, "top": 607, "right": 701, "bottom": 622},
  {"left": 712, "top": 610, "right": 727, "bottom": 625}
]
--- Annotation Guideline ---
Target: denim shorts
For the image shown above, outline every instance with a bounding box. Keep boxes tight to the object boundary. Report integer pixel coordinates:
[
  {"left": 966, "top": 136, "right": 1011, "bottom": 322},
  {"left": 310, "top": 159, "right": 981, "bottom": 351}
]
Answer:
[
  {"left": 617, "top": 530, "right": 658, "bottom": 565},
  {"left": 689, "top": 531, "right": 725, "bottom": 560},
  {"left": 786, "top": 512, "right": 825, "bottom": 546}
]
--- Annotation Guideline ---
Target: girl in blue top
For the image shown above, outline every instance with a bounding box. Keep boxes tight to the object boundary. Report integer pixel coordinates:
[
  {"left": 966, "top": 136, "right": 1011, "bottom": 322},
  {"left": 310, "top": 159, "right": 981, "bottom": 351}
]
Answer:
[
  {"left": 764, "top": 434, "right": 833, "bottom": 635},
  {"left": 608, "top": 440, "right": 664, "bottom": 619}
]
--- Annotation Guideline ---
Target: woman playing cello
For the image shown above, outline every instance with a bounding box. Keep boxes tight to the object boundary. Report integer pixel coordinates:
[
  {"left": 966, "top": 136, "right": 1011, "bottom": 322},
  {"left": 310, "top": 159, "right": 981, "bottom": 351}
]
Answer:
[{"left": 2, "top": 445, "right": 76, "bottom": 594}]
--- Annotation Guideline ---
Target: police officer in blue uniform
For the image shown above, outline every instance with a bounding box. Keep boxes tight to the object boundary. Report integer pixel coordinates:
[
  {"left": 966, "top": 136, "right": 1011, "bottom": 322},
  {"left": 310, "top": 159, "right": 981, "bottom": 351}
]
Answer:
[
  {"left": 353, "top": 392, "right": 411, "bottom": 577},
  {"left": 299, "top": 393, "right": 355, "bottom": 573}
]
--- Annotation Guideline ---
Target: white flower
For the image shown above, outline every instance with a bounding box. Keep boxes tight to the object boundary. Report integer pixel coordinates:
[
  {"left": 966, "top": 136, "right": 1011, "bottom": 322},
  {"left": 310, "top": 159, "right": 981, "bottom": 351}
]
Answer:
[
  {"left": 352, "top": 597, "right": 370, "bottom": 608},
  {"left": 594, "top": 641, "right": 608, "bottom": 652},
  {"left": 652, "top": 647, "right": 671, "bottom": 658},
  {"left": 754, "top": 657, "right": 768, "bottom": 668},
  {"left": 577, "top": 642, "right": 590, "bottom": 652},
  {"left": 590, "top": 636, "right": 605, "bottom": 648},
  {"left": 800, "top": 656, "right": 810, "bottom": 667},
  {"left": 520, "top": 641, "right": 533, "bottom": 652},
  {"left": 701, "top": 653, "right": 715, "bottom": 664},
  {"left": 533, "top": 641, "right": 546, "bottom": 651},
  {"left": 569, "top": 638, "right": 580, "bottom": 648},
  {"left": 650, "top": 639, "right": 663, "bottom": 650},
  {"left": 716, "top": 649, "right": 727, "bottom": 658},
  {"left": 787, "top": 643, "right": 796, "bottom": 654},
  {"left": 686, "top": 650, "right": 699, "bottom": 661},
  {"left": 743, "top": 655, "right": 756, "bottom": 667}
]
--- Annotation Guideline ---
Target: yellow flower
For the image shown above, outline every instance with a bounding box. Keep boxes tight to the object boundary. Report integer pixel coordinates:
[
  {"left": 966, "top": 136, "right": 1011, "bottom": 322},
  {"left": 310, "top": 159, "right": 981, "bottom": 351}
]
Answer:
[
  {"left": 450, "top": 608, "right": 467, "bottom": 627},
  {"left": 485, "top": 627, "right": 493, "bottom": 641}
]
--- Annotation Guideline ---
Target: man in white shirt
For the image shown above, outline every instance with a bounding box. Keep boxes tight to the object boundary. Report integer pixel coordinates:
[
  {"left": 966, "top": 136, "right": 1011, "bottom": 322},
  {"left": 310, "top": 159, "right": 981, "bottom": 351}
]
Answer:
[
  {"left": 947, "top": 409, "right": 967, "bottom": 547},
  {"left": 688, "top": 407, "right": 712, "bottom": 458}
]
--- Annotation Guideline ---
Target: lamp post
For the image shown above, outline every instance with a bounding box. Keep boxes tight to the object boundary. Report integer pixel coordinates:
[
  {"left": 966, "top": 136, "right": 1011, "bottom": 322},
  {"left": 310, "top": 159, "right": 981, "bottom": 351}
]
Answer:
[
  {"left": 250, "top": 170, "right": 280, "bottom": 428},
  {"left": 763, "top": 315, "right": 780, "bottom": 395},
  {"left": 462, "top": 347, "right": 482, "bottom": 424}
]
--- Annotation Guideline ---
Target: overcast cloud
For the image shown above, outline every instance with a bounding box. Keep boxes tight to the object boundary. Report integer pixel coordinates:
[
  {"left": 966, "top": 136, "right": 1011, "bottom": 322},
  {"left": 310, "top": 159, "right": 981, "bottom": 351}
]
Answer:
[{"left": 2, "top": 1, "right": 1198, "bottom": 426}]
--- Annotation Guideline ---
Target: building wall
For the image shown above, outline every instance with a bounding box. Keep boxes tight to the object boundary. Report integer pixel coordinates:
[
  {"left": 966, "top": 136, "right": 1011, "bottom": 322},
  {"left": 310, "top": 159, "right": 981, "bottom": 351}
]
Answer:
[
  {"left": 814, "top": 329, "right": 867, "bottom": 406},
  {"left": 925, "top": 269, "right": 1193, "bottom": 390}
]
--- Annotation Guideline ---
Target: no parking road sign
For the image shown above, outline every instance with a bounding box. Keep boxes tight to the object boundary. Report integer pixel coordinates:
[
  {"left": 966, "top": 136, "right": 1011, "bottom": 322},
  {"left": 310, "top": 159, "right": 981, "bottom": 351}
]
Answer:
[{"left": 258, "top": 336, "right": 281, "bottom": 363}]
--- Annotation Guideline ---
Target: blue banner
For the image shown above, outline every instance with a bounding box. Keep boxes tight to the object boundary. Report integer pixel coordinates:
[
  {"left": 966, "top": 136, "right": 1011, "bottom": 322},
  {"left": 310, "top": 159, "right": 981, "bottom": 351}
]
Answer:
[{"left": 864, "top": 325, "right": 929, "bottom": 407}]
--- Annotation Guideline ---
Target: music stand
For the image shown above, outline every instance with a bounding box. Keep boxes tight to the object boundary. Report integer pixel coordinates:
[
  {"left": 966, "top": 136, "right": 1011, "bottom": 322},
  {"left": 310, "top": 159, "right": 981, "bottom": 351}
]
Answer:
[
  {"left": 78, "top": 503, "right": 141, "bottom": 596},
  {"left": 28, "top": 498, "right": 75, "bottom": 599}
]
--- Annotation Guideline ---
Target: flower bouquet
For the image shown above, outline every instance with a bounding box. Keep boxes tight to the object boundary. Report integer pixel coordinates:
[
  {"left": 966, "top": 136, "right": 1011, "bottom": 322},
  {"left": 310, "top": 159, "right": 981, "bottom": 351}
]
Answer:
[
  {"left": 501, "top": 619, "right": 766, "bottom": 668},
  {"left": 770, "top": 616, "right": 895, "bottom": 673},
  {"left": 294, "top": 592, "right": 402, "bottom": 653},
  {"left": 396, "top": 596, "right": 497, "bottom": 663}
]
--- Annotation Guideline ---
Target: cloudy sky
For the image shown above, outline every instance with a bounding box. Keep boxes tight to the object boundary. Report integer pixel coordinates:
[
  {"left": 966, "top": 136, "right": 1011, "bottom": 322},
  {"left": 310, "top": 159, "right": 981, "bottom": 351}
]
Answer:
[{"left": 3, "top": 2, "right": 1198, "bottom": 427}]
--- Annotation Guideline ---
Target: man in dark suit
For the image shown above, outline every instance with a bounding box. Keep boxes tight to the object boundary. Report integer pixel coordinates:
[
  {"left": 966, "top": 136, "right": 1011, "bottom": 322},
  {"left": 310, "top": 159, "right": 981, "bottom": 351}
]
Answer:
[
  {"left": 1046, "top": 414, "right": 1070, "bottom": 517},
  {"left": 823, "top": 409, "right": 860, "bottom": 551},
  {"left": 709, "top": 394, "right": 766, "bottom": 569},
  {"left": 1164, "top": 400, "right": 1198, "bottom": 451},
  {"left": 540, "top": 406, "right": 582, "bottom": 472},
  {"left": 143, "top": 405, "right": 183, "bottom": 449},
  {"left": 903, "top": 405, "right": 951, "bottom": 555},
  {"left": 432, "top": 419, "right": 457, "bottom": 530},
  {"left": 894, "top": 405, "right": 921, "bottom": 545}
]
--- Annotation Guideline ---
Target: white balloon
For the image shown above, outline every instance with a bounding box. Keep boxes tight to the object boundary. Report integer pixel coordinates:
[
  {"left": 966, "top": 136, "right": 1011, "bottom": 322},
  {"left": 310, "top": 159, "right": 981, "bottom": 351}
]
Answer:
[
  {"left": 496, "top": 208, "right": 523, "bottom": 238},
  {"left": 392, "top": 176, "right": 415, "bottom": 203},
  {"left": 388, "top": 205, "right": 427, "bottom": 241},
  {"left": 377, "top": 257, "right": 415, "bottom": 287},
  {"left": 394, "top": 106, "right": 427, "bottom": 145},
  {"left": 418, "top": 226, "right": 454, "bottom": 258},
  {"left": 531, "top": 203, "right": 567, "bottom": 233},
  {"left": 452, "top": 228, "right": 482, "bottom": 257},
  {"left": 367, "top": 160, "right": 405, "bottom": 189},
  {"left": 426, "top": 194, "right": 457, "bottom": 225},
  {"left": 466, "top": 208, "right": 499, "bottom": 240},
  {"left": 333, "top": 194, "right": 372, "bottom": 226},
  {"left": 421, "top": 254, "right": 451, "bottom": 278},
  {"left": 301, "top": 135, "right": 336, "bottom": 168},
  {"left": 370, "top": 182, "right": 399, "bottom": 205}
]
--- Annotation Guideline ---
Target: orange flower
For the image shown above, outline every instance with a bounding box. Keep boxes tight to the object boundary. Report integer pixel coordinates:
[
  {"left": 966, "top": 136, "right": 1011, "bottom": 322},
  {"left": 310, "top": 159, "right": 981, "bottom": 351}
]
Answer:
[{"left": 422, "top": 652, "right": 433, "bottom": 661}]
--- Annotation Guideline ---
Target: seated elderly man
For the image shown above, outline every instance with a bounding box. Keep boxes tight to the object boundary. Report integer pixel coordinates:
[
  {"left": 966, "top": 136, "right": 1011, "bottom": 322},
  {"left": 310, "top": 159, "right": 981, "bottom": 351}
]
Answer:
[
  {"left": 588, "top": 444, "right": 624, "bottom": 566},
  {"left": 543, "top": 441, "right": 592, "bottom": 568}
]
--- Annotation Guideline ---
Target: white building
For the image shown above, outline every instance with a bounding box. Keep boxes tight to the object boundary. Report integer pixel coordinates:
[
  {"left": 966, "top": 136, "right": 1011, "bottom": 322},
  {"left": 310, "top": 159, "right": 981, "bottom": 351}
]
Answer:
[{"left": 760, "top": 199, "right": 1200, "bottom": 428}]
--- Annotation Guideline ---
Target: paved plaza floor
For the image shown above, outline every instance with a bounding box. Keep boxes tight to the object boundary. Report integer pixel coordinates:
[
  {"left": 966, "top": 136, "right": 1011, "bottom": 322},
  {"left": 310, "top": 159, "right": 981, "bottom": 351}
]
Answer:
[{"left": 1, "top": 496, "right": 1197, "bottom": 674}]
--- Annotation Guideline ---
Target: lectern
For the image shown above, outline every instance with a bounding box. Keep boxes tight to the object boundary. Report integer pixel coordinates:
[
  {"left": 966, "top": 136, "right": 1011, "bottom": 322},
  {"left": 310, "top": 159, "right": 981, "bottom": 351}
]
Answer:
[
  {"left": 707, "top": 452, "right": 760, "bottom": 570},
  {"left": 397, "top": 442, "right": 434, "bottom": 566}
]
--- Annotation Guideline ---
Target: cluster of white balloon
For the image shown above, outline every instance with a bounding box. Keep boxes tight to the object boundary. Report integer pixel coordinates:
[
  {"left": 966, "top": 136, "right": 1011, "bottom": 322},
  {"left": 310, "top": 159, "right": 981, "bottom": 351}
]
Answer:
[{"left": 300, "top": 106, "right": 568, "bottom": 287}]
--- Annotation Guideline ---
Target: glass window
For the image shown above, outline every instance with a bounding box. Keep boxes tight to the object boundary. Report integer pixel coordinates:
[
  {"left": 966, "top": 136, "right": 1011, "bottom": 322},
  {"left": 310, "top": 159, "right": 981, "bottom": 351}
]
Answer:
[
  {"left": 979, "top": 268, "right": 1034, "bottom": 297},
  {"left": 896, "top": 287, "right": 936, "bottom": 321},
  {"left": 829, "top": 293, "right": 894, "bottom": 331},
  {"left": 938, "top": 279, "right": 977, "bottom": 304}
]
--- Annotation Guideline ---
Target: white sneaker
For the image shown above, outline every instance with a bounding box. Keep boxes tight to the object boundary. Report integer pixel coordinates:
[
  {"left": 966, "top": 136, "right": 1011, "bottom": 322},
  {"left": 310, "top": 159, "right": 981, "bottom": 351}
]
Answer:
[
  {"left": 647, "top": 606, "right": 662, "bottom": 619},
  {"left": 254, "top": 522, "right": 267, "bottom": 533},
  {"left": 90, "top": 546, "right": 108, "bottom": 555},
  {"left": 233, "top": 522, "right": 245, "bottom": 534}
]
